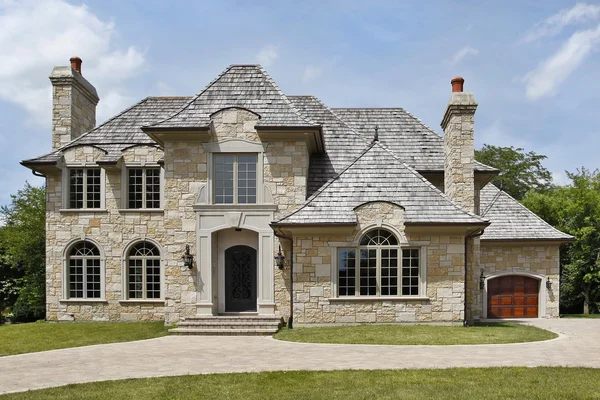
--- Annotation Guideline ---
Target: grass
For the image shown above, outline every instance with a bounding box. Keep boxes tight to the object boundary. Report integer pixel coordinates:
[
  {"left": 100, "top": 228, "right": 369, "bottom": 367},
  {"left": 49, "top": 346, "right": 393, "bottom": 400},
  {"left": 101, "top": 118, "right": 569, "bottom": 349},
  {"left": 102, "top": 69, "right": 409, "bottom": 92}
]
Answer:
[
  {"left": 2, "top": 368, "right": 599, "bottom": 399},
  {"left": 0, "top": 322, "right": 170, "bottom": 356},
  {"left": 562, "top": 314, "right": 600, "bottom": 318},
  {"left": 273, "top": 322, "right": 557, "bottom": 345}
]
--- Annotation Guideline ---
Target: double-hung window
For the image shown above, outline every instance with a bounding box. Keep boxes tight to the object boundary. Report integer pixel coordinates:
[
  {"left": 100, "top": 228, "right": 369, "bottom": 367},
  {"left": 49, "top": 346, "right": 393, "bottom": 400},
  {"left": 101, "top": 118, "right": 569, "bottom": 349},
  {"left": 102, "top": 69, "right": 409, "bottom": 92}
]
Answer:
[
  {"left": 338, "top": 228, "right": 422, "bottom": 297},
  {"left": 214, "top": 154, "right": 257, "bottom": 204},
  {"left": 126, "top": 167, "right": 161, "bottom": 209},
  {"left": 68, "top": 168, "right": 101, "bottom": 209}
]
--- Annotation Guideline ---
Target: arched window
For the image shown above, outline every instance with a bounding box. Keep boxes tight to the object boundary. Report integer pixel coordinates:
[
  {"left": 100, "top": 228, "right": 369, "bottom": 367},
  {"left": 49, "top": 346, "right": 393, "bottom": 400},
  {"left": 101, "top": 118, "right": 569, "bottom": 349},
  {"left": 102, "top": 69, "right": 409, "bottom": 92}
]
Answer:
[
  {"left": 67, "top": 241, "right": 102, "bottom": 299},
  {"left": 338, "top": 228, "right": 421, "bottom": 297},
  {"left": 127, "top": 241, "right": 161, "bottom": 299}
]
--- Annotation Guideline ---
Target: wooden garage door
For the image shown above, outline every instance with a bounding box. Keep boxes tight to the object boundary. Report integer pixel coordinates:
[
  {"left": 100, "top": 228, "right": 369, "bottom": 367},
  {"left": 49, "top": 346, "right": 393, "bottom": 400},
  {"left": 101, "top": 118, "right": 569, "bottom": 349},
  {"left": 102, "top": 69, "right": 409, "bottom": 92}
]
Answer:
[{"left": 487, "top": 275, "right": 538, "bottom": 318}]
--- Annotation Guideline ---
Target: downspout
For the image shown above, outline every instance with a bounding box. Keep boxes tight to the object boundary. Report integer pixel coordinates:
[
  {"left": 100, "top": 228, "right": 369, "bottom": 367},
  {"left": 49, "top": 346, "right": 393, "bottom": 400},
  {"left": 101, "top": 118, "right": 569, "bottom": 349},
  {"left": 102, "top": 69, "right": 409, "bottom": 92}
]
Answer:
[
  {"left": 275, "top": 229, "right": 294, "bottom": 329},
  {"left": 464, "top": 229, "right": 484, "bottom": 327}
]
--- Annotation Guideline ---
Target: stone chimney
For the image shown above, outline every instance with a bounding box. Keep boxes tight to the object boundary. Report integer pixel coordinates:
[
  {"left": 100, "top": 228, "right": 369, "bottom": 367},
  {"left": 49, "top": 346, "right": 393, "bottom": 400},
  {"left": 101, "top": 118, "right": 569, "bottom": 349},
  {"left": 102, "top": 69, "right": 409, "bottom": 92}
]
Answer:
[
  {"left": 49, "top": 57, "right": 99, "bottom": 151},
  {"left": 440, "top": 76, "right": 477, "bottom": 212}
]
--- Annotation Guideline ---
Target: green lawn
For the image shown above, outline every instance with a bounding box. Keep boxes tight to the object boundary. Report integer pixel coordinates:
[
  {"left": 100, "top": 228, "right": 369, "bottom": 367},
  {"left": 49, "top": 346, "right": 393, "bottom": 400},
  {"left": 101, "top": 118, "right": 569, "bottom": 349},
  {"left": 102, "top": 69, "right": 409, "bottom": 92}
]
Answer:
[
  {"left": 2, "top": 368, "right": 599, "bottom": 399},
  {"left": 274, "top": 322, "right": 557, "bottom": 345},
  {"left": 562, "top": 314, "right": 600, "bottom": 318},
  {"left": 0, "top": 322, "right": 170, "bottom": 356}
]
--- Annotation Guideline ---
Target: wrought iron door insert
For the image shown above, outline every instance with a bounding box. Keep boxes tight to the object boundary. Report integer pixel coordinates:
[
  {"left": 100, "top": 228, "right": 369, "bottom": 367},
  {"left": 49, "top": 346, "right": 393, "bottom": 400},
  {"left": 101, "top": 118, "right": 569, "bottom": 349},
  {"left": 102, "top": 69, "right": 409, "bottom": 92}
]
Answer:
[{"left": 225, "top": 245, "right": 257, "bottom": 312}]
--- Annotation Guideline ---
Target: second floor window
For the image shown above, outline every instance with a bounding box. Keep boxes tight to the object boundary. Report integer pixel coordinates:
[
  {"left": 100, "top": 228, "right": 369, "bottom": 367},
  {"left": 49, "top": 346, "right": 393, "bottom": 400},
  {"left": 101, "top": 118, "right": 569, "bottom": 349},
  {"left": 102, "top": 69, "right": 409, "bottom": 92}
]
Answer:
[
  {"left": 214, "top": 154, "right": 257, "bottom": 204},
  {"left": 127, "top": 168, "right": 161, "bottom": 209},
  {"left": 69, "top": 168, "right": 101, "bottom": 209}
]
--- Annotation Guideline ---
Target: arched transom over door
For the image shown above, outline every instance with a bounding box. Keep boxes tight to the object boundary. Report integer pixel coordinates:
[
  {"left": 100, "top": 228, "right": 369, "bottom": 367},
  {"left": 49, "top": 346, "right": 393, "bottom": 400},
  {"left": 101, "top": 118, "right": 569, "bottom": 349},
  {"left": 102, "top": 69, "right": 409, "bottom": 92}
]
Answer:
[
  {"left": 225, "top": 245, "right": 257, "bottom": 312},
  {"left": 487, "top": 275, "right": 539, "bottom": 318}
]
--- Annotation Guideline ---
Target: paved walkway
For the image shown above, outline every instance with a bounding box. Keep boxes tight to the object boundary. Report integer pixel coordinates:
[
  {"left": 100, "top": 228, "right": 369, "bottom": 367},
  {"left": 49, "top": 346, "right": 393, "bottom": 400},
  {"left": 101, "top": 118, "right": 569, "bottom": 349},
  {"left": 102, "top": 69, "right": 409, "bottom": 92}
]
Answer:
[{"left": 0, "top": 319, "right": 599, "bottom": 394}]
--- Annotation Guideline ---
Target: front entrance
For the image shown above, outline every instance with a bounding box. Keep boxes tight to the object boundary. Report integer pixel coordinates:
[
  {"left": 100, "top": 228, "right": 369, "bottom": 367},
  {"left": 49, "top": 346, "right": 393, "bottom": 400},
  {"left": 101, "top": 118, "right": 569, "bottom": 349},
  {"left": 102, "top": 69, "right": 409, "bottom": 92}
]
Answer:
[
  {"left": 225, "top": 245, "right": 257, "bottom": 312},
  {"left": 487, "top": 275, "right": 539, "bottom": 318}
]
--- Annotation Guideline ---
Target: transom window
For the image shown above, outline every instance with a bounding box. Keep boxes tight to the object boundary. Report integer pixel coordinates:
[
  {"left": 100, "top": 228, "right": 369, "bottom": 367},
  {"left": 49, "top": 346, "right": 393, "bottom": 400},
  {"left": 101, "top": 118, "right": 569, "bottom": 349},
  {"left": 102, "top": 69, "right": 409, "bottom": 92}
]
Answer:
[
  {"left": 214, "top": 154, "right": 257, "bottom": 204},
  {"left": 127, "top": 167, "right": 161, "bottom": 209},
  {"left": 69, "top": 168, "right": 101, "bottom": 209},
  {"left": 338, "top": 228, "right": 421, "bottom": 297},
  {"left": 127, "top": 242, "right": 161, "bottom": 299},
  {"left": 67, "top": 241, "right": 101, "bottom": 299}
]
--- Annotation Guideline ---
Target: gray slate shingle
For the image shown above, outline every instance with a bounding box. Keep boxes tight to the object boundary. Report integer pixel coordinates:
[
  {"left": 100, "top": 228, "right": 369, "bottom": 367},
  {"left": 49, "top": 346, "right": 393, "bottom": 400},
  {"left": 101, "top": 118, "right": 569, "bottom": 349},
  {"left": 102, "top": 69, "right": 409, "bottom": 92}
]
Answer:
[
  {"left": 275, "top": 142, "right": 488, "bottom": 225},
  {"left": 479, "top": 184, "right": 573, "bottom": 241}
]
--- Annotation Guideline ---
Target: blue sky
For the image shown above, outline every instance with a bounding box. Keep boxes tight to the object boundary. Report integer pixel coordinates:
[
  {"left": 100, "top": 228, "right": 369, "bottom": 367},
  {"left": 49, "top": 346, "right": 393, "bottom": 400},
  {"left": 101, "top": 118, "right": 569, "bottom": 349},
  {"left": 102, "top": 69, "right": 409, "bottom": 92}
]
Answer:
[{"left": 1, "top": 0, "right": 599, "bottom": 206}]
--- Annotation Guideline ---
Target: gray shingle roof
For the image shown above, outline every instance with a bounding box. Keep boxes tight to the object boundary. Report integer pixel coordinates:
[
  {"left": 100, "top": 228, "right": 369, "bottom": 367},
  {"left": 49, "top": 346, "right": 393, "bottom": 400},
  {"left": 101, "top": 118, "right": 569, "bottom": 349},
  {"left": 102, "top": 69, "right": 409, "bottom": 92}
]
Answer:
[
  {"left": 146, "top": 65, "right": 319, "bottom": 129},
  {"left": 22, "top": 96, "right": 190, "bottom": 165},
  {"left": 332, "top": 108, "right": 498, "bottom": 173},
  {"left": 275, "top": 141, "right": 488, "bottom": 225},
  {"left": 479, "top": 184, "right": 573, "bottom": 241}
]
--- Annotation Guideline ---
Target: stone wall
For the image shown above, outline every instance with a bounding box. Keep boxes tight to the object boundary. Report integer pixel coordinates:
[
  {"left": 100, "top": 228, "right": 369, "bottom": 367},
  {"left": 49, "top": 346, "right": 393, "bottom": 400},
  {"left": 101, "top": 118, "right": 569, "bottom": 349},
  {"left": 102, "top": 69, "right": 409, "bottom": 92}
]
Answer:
[{"left": 478, "top": 242, "right": 560, "bottom": 318}]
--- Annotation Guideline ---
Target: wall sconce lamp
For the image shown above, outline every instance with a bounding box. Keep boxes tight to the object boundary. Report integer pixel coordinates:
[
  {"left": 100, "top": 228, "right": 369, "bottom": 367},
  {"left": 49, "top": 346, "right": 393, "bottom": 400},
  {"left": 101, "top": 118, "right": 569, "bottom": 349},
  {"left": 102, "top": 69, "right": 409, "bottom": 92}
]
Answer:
[
  {"left": 546, "top": 279, "right": 552, "bottom": 290},
  {"left": 479, "top": 269, "right": 485, "bottom": 290},
  {"left": 275, "top": 245, "right": 286, "bottom": 270},
  {"left": 182, "top": 244, "right": 194, "bottom": 269}
]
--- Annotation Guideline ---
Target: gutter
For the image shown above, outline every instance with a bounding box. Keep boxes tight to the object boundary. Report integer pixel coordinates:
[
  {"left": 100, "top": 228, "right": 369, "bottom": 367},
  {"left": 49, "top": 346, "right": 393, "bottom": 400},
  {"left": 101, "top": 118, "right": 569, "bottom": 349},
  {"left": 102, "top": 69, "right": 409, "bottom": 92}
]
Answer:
[
  {"left": 274, "top": 229, "right": 294, "bottom": 329},
  {"left": 464, "top": 228, "right": 485, "bottom": 327}
]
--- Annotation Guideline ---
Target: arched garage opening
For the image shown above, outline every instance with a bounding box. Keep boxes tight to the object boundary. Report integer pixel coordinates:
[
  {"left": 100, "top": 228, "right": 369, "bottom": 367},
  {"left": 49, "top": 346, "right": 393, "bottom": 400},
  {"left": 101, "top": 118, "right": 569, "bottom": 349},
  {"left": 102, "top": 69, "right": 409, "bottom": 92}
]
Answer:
[{"left": 484, "top": 272, "right": 548, "bottom": 319}]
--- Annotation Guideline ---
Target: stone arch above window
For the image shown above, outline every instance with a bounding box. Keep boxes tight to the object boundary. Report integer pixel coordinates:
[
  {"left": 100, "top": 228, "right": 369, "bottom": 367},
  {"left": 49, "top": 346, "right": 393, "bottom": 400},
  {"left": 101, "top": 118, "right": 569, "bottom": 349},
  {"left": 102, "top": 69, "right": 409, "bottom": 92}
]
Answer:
[{"left": 359, "top": 228, "right": 399, "bottom": 246}]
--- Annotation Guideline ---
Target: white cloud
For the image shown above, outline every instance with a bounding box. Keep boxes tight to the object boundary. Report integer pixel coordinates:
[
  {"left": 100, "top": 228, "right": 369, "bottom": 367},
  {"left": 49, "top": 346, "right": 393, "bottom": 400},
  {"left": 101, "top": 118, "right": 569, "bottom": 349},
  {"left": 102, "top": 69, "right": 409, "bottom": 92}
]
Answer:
[
  {"left": 552, "top": 170, "right": 570, "bottom": 186},
  {"left": 303, "top": 65, "right": 322, "bottom": 83},
  {"left": 255, "top": 45, "right": 278, "bottom": 67},
  {"left": 155, "top": 81, "right": 174, "bottom": 96},
  {"left": 0, "top": 0, "right": 145, "bottom": 125},
  {"left": 524, "top": 2, "right": 600, "bottom": 42},
  {"left": 523, "top": 24, "right": 600, "bottom": 100},
  {"left": 451, "top": 46, "right": 478, "bottom": 65}
]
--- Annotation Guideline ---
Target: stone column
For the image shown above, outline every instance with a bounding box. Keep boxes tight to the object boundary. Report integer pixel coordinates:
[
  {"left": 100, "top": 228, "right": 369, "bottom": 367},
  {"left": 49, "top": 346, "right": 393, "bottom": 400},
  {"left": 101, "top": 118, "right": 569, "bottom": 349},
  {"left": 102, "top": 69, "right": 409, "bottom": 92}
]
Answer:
[{"left": 49, "top": 57, "right": 99, "bottom": 150}]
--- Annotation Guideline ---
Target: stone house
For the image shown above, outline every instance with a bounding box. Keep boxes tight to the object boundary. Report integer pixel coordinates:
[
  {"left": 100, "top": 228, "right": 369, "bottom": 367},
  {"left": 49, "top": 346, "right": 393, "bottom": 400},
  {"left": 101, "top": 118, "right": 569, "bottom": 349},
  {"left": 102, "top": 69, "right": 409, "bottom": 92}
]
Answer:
[{"left": 21, "top": 58, "right": 572, "bottom": 333}]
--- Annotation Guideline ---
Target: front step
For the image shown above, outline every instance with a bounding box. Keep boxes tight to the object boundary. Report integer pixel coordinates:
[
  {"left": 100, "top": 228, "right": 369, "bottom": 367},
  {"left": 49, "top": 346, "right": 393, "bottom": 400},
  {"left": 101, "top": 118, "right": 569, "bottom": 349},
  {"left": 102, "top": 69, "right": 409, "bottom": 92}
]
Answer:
[{"left": 169, "top": 315, "right": 283, "bottom": 336}]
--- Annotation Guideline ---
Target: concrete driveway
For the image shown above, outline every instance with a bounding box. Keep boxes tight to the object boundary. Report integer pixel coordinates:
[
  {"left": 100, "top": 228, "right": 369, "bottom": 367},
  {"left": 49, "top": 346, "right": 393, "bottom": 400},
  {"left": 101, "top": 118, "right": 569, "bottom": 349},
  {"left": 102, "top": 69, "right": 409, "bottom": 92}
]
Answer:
[{"left": 0, "top": 318, "right": 598, "bottom": 395}]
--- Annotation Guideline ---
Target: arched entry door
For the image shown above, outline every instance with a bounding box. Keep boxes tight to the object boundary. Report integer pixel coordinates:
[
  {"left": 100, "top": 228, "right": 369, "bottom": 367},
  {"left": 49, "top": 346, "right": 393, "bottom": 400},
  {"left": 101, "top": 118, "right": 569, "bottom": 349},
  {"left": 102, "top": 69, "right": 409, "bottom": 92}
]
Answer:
[
  {"left": 487, "top": 275, "right": 539, "bottom": 318},
  {"left": 225, "top": 245, "right": 257, "bottom": 312}
]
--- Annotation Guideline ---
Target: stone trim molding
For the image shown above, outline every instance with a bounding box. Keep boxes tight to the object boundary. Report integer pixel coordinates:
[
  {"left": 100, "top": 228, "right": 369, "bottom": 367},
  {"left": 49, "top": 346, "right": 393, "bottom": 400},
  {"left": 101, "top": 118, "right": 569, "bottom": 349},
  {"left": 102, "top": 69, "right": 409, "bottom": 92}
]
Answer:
[
  {"left": 202, "top": 139, "right": 265, "bottom": 153},
  {"left": 481, "top": 270, "right": 548, "bottom": 319},
  {"left": 121, "top": 237, "right": 166, "bottom": 301},
  {"left": 61, "top": 237, "right": 106, "bottom": 301}
]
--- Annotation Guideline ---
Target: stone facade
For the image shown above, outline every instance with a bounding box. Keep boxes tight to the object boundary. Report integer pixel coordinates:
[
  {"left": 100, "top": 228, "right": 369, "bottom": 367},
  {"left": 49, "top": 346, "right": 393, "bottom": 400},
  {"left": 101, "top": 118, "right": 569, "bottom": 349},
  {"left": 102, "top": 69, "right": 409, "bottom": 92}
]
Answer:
[{"left": 50, "top": 66, "right": 99, "bottom": 151}]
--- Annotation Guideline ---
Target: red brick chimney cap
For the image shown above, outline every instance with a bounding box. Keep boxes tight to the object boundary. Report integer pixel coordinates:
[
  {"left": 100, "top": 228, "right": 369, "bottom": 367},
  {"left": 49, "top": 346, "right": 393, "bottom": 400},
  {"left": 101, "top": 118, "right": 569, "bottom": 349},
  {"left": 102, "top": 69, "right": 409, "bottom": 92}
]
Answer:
[
  {"left": 451, "top": 76, "right": 464, "bottom": 92},
  {"left": 70, "top": 56, "right": 82, "bottom": 74}
]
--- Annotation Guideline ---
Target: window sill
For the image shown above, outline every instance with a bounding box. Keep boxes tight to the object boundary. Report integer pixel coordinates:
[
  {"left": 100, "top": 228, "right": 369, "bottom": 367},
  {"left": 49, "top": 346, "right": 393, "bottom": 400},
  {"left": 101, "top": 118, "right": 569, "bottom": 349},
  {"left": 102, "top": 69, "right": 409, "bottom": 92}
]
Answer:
[
  {"left": 193, "top": 204, "right": 277, "bottom": 212},
  {"left": 329, "top": 296, "right": 430, "bottom": 302},
  {"left": 59, "top": 299, "right": 107, "bottom": 303},
  {"left": 59, "top": 209, "right": 108, "bottom": 213},
  {"left": 118, "top": 209, "right": 164, "bottom": 213},
  {"left": 119, "top": 300, "right": 165, "bottom": 304}
]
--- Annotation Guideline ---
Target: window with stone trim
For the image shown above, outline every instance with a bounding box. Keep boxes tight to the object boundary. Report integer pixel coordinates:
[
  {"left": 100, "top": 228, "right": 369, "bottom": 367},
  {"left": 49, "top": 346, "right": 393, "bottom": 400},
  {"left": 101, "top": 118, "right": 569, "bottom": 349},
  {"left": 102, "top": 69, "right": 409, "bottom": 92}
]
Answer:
[
  {"left": 126, "top": 167, "right": 161, "bottom": 209},
  {"left": 213, "top": 154, "right": 257, "bottom": 204},
  {"left": 68, "top": 168, "right": 101, "bottom": 209},
  {"left": 127, "top": 242, "right": 161, "bottom": 299},
  {"left": 338, "top": 228, "right": 422, "bottom": 297},
  {"left": 67, "top": 241, "right": 102, "bottom": 299}
]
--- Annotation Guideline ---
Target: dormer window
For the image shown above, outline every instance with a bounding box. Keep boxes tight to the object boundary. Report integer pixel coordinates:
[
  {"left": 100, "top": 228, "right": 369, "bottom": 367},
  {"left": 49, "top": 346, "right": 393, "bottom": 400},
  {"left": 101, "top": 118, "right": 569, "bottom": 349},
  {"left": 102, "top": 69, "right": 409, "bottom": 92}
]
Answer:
[{"left": 214, "top": 154, "right": 257, "bottom": 204}]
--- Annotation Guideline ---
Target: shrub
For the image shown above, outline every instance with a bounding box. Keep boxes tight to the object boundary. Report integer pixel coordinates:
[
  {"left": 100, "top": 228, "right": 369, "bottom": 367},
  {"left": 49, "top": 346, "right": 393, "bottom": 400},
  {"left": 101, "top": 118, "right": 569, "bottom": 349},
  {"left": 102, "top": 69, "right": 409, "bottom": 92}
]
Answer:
[{"left": 12, "top": 283, "right": 45, "bottom": 323}]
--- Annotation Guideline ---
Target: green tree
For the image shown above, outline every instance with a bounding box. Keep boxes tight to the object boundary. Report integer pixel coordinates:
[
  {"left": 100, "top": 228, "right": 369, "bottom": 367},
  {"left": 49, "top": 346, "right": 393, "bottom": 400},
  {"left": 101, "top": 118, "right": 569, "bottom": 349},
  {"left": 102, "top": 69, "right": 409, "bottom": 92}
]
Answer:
[
  {"left": 0, "top": 183, "right": 46, "bottom": 322},
  {"left": 475, "top": 144, "right": 553, "bottom": 200},
  {"left": 522, "top": 168, "right": 600, "bottom": 314}
]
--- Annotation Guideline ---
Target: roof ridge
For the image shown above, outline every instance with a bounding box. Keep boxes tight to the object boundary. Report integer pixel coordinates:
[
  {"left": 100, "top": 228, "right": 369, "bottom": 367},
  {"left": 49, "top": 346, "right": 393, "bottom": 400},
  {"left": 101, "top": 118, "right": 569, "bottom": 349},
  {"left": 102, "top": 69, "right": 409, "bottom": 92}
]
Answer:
[
  {"left": 58, "top": 96, "right": 152, "bottom": 152},
  {"left": 275, "top": 142, "right": 377, "bottom": 223},
  {"left": 147, "top": 96, "right": 193, "bottom": 99},
  {"left": 372, "top": 141, "right": 488, "bottom": 222},
  {"left": 256, "top": 66, "right": 318, "bottom": 126},
  {"left": 144, "top": 65, "right": 235, "bottom": 128},
  {"left": 484, "top": 184, "right": 573, "bottom": 238}
]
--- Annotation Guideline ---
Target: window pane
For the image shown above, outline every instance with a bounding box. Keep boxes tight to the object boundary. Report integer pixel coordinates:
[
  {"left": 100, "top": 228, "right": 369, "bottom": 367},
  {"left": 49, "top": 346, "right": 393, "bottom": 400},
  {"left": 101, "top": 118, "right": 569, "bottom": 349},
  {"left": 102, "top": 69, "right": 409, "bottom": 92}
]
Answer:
[
  {"left": 86, "top": 169, "right": 101, "bottom": 208},
  {"left": 338, "top": 249, "right": 356, "bottom": 296},
  {"left": 214, "top": 155, "right": 234, "bottom": 204},
  {"left": 86, "top": 258, "right": 101, "bottom": 298},
  {"left": 237, "top": 154, "right": 257, "bottom": 204},
  {"left": 145, "top": 168, "right": 161, "bottom": 208},
  {"left": 359, "top": 229, "right": 398, "bottom": 246},
  {"left": 128, "top": 259, "right": 144, "bottom": 299},
  {"left": 128, "top": 168, "right": 143, "bottom": 209},
  {"left": 359, "top": 249, "right": 377, "bottom": 295},
  {"left": 69, "top": 169, "right": 84, "bottom": 209},
  {"left": 381, "top": 248, "right": 399, "bottom": 296},
  {"left": 146, "top": 259, "right": 161, "bottom": 299},
  {"left": 402, "top": 248, "right": 420, "bottom": 296},
  {"left": 69, "top": 258, "right": 84, "bottom": 298}
]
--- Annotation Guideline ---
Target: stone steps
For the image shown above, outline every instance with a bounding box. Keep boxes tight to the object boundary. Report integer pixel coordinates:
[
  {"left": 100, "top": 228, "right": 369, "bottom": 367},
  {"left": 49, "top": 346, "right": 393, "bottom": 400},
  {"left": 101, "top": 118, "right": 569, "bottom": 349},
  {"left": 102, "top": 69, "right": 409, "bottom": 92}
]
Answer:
[{"left": 169, "top": 314, "right": 282, "bottom": 336}]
